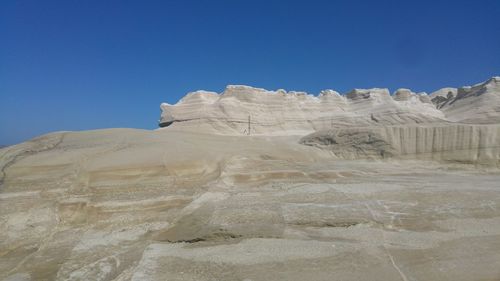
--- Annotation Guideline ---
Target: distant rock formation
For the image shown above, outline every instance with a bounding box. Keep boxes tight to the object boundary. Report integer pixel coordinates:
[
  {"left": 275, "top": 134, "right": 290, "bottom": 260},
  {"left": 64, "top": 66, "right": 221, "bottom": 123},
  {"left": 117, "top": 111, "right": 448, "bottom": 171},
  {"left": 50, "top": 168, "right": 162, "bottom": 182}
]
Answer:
[
  {"left": 159, "top": 77, "right": 500, "bottom": 165},
  {"left": 299, "top": 77, "right": 500, "bottom": 165},
  {"left": 430, "top": 77, "right": 500, "bottom": 124},
  {"left": 430, "top": 87, "right": 457, "bottom": 109},
  {"left": 159, "top": 77, "right": 500, "bottom": 135},
  {"left": 159, "top": 85, "right": 445, "bottom": 135}
]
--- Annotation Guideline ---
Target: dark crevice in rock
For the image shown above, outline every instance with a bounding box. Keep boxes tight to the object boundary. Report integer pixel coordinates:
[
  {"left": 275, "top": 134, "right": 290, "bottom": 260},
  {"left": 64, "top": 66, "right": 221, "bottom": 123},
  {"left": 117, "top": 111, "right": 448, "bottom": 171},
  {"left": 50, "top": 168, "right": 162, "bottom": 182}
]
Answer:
[
  {"left": 289, "top": 221, "right": 363, "bottom": 228},
  {"left": 166, "top": 231, "right": 243, "bottom": 243}
]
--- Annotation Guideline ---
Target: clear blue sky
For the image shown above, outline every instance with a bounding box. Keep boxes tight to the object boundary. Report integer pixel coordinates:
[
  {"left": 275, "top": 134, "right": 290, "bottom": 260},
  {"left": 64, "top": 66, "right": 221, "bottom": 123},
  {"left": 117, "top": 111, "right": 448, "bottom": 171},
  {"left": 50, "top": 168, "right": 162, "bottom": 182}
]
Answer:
[{"left": 1, "top": 0, "right": 499, "bottom": 145}]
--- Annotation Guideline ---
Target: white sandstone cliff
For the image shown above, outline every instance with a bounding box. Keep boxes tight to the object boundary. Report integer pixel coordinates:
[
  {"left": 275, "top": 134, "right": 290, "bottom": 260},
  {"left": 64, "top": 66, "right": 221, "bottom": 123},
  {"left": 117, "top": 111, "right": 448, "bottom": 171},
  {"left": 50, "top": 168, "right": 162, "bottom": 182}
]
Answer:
[
  {"left": 159, "top": 77, "right": 500, "bottom": 165},
  {"left": 160, "top": 85, "right": 445, "bottom": 135},
  {"left": 431, "top": 77, "right": 500, "bottom": 123}
]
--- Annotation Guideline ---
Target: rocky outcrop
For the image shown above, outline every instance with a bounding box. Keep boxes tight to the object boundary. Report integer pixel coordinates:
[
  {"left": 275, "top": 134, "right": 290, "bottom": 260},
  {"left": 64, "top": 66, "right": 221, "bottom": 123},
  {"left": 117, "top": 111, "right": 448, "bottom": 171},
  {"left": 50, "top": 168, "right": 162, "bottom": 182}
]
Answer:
[
  {"left": 431, "top": 77, "right": 500, "bottom": 124},
  {"left": 160, "top": 77, "right": 500, "bottom": 136},
  {"left": 2, "top": 77, "right": 500, "bottom": 280},
  {"left": 159, "top": 85, "right": 445, "bottom": 135},
  {"left": 300, "top": 124, "right": 500, "bottom": 166},
  {"left": 430, "top": 87, "right": 457, "bottom": 109},
  {"left": 3, "top": 128, "right": 500, "bottom": 280},
  {"left": 158, "top": 77, "right": 500, "bottom": 165}
]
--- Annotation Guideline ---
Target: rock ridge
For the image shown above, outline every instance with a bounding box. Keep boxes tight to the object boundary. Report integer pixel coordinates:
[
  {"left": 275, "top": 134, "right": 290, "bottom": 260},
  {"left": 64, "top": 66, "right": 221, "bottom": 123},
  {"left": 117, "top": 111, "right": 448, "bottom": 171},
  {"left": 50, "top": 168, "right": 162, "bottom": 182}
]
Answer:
[{"left": 159, "top": 77, "right": 499, "bottom": 135}]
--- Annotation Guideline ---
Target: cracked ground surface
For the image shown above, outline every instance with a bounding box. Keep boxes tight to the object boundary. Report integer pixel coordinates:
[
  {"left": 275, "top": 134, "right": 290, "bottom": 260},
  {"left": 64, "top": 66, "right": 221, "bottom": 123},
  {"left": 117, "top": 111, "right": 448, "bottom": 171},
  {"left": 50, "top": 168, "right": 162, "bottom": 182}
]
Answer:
[{"left": 1, "top": 129, "right": 500, "bottom": 280}]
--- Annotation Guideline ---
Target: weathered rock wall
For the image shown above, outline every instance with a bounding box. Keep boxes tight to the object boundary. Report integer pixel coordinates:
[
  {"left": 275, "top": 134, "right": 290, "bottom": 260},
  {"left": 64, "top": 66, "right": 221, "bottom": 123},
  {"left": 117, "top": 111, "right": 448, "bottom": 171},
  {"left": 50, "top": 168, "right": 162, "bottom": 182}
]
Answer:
[
  {"left": 300, "top": 124, "right": 500, "bottom": 166},
  {"left": 160, "top": 85, "right": 445, "bottom": 135},
  {"left": 431, "top": 77, "right": 500, "bottom": 123},
  {"left": 160, "top": 77, "right": 500, "bottom": 136}
]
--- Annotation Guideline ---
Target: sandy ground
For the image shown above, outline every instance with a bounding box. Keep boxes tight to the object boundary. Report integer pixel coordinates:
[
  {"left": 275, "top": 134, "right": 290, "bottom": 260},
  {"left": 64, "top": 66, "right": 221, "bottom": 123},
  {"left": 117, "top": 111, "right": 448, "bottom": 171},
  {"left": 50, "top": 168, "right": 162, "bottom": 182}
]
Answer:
[{"left": 1, "top": 129, "right": 500, "bottom": 281}]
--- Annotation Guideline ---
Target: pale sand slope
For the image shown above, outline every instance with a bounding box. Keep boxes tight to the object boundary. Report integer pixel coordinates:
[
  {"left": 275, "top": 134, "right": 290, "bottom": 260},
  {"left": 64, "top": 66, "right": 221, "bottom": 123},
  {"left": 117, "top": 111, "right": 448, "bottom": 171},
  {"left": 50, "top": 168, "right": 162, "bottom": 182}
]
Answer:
[{"left": 1, "top": 128, "right": 500, "bottom": 281}]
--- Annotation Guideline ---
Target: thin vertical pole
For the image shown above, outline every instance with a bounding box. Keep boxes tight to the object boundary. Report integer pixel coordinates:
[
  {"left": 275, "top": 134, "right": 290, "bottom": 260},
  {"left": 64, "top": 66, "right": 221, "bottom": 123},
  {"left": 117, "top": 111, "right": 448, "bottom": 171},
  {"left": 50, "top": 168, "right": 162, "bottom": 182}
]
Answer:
[{"left": 248, "top": 115, "right": 251, "bottom": 135}]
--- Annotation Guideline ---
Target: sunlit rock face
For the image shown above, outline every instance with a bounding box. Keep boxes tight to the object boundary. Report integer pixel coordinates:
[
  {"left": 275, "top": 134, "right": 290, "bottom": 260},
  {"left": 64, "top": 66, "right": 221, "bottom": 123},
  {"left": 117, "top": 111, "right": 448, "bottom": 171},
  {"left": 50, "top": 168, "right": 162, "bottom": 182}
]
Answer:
[
  {"left": 2, "top": 77, "right": 500, "bottom": 281},
  {"left": 161, "top": 77, "right": 500, "bottom": 134},
  {"left": 431, "top": 77, "right": 500, "bottom": 123},
  {"left": 301, "top": 124, "right": 500, "bottom": 166},
  {"left": 159, "top": 77, "right": 500, "bottom": 166},
  {"left": 160, "top": 84, "right": 445, "bottom": 135}
]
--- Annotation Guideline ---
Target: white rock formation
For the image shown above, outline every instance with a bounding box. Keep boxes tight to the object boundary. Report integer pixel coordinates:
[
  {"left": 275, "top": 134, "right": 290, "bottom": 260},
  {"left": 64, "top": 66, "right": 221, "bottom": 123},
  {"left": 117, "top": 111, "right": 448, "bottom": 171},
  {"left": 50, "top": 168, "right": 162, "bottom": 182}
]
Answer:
[
  {"left": 160, "top": 77, "right": 500, "bottom": 134},
  {"left": 430, "top": 87, "right": 458, "bottom": 109},
  {"left": 2, "top": 128, "right": 500, "bottom": 280},
  {"left": 158, "top": 77, "right": 500, "bottom": 165},
  {"left": 300, "top": 124, "right": 500, "bottom": 165},
  {"left": 431, "top": 77, "right": 500, "bottom": 123},
  {"left": 1, "top": 76, "right": 500, "bottom": 280},
  {"left": 160, "top": 85, "right": 445, "bottom": 135}
]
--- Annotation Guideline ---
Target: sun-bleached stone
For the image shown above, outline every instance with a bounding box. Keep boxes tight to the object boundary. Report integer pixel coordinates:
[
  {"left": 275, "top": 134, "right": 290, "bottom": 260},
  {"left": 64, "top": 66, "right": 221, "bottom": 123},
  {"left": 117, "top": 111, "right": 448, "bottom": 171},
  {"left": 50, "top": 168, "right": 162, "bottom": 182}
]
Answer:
[
  {"left": 159, "top": 84, "right": 447, "bottom": 135},
  {"left": 434, "top": 77, "right": 500, "bottom": 123},
  {"left": 2, "top": 76, "right": 500, "bottom": 281},
  {"left": 300, "top": 124, "right": 500, "bottom": 166}
]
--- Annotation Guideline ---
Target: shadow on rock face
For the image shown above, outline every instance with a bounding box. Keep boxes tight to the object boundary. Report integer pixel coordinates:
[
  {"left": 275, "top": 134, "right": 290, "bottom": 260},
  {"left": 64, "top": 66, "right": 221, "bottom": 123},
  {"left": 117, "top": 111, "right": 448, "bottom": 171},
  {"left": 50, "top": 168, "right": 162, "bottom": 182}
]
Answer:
[{"left": 300, "top": 129, "right": 395, "bottom": 159}]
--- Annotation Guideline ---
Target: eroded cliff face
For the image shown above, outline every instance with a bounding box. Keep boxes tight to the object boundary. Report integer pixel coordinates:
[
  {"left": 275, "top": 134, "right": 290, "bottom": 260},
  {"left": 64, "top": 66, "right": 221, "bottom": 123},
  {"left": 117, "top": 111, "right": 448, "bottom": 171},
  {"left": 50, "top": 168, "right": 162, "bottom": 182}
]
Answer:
[
  {"left": 159, "top": 77, "right": 500, "bottom": 165},
  {"left": 159, "top": 85, "right": 444, "bottom": 135},
  {"left": 300, "top": 124, "right": 500, "bottom": 166},
  {"left": 431, "top": 77, "right": 500, "bottom": 124},
  {"left": 160, "top": 77, "right": 500, "bottom": 134}
]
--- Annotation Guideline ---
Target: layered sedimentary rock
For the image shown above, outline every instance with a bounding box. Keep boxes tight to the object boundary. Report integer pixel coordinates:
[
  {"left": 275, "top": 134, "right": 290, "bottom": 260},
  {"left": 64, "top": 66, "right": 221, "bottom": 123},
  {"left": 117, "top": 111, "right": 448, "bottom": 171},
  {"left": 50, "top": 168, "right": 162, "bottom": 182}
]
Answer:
[
  {"left": 160, "top": 85, "right": 445, "bottom": 135},
  {"left": 2, "top": 129, "right": 500, "bottom": 281},
  {"left": 2, "top": 77, "right": 500, "bottom": 280},
  {"left": 430, "top": 87, "right": 458, "bottom": 109},
  {"left": 431, "top": 77, "right": 500, "bottom": 123},
  {"left": 159, "top": 77, "right": 500, "bottom": 165},
  {"left": 300, "top": 124, "right": 500, "bottom": 166},
  {"left": 160, "top": 77, "right": 500, "bottom": 134}
]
